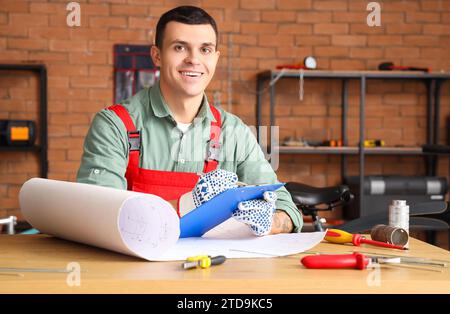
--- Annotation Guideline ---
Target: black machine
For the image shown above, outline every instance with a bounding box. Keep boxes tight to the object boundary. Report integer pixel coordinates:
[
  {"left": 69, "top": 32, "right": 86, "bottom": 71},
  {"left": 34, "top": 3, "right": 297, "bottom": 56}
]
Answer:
[
  {"left": 344, "top": 176, "right": 448, "bottom": 220},
  {"left": 0, "top": 120, "right": 36, "bottom": 146}
]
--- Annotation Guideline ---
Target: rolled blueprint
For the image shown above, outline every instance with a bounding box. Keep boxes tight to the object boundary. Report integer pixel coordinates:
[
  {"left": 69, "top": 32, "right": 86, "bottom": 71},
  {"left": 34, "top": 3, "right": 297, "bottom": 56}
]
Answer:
[{"left": 19, "top": 178, "right": 180, "bottom": 261}]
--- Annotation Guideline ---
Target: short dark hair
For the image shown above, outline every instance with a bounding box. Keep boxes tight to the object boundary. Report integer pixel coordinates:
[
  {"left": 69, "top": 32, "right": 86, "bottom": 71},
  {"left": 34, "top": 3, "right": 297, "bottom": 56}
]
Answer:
[{"left": 155, "top": 6, "right": 219, "bottom": 49}]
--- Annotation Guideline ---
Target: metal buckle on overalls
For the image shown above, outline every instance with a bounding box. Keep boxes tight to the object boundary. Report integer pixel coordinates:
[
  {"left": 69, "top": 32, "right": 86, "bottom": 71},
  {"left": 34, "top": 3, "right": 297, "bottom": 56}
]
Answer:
[
  {"left": 127, "top": 131, "right": 141, "bottom": 152},
  {"left": 206, "top": 140, "right": 221, "bottom": 161}
]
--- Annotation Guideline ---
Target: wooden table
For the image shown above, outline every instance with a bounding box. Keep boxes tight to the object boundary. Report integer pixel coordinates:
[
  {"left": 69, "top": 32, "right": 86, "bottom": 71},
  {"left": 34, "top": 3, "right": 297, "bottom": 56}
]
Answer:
[{"left": 1, "top": 235, "right": 449, "bottom": 293}]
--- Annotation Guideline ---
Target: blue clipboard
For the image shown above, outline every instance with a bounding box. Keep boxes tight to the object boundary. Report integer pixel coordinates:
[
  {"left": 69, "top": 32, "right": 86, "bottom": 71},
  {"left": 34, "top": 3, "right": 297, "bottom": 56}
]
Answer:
[{"left": 179, "top": 183, "right": 285, "bottom": 238}]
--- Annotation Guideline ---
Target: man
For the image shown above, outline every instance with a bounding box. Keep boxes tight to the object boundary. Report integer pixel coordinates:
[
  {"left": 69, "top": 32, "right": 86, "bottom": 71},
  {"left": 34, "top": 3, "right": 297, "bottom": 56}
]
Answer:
[{"left": 77, "top": 6, "right": 302, "bottom": 235}]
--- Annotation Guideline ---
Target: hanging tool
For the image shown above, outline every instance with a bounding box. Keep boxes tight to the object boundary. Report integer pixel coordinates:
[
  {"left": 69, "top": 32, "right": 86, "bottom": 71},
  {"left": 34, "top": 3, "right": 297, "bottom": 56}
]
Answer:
[
  {"left": 276, "top": 56, "right": 317, "bottom": 70},
  {"left": 182, "top": 255, "right": 226, "bottom": 270},
  {"left": 364, "top": 139, "right": 385, "bottom": 147},
  {"left": 378, "top": 62, "right": 430, "bottom": 73},
  {"left": 325, "top": 229, "right": 407, "bottom": 250},
  {"left": 301, "top": 252, "right": 442, "bottom": 270}
]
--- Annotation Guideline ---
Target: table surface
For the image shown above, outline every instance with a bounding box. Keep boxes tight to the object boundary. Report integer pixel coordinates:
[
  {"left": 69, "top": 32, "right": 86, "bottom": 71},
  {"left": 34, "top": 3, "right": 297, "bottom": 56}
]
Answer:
[{"left": 1, "top": 235, "right": 449, "bottom": 293}]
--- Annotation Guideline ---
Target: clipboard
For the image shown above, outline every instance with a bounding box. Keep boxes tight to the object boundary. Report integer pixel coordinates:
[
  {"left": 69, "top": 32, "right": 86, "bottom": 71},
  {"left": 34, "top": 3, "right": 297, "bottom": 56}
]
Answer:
[{"left": 179, "top": 183, "right": 285, "bottom": 238}]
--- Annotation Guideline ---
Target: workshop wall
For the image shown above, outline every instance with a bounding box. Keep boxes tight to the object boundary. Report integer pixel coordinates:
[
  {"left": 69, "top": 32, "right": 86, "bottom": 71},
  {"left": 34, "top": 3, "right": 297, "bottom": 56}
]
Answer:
[{"left": 1, "top": 0, "right": 450, "bottom": 222}]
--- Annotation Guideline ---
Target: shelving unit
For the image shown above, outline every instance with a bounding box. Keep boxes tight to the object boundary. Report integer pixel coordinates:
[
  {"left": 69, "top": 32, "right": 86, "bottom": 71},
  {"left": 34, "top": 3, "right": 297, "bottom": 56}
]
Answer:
[
  {"left": 256, "top": 70, "right": 450, "bottom": 215},
  {"left": 0, "top": 64, "right": 48, "bottom": 178}
]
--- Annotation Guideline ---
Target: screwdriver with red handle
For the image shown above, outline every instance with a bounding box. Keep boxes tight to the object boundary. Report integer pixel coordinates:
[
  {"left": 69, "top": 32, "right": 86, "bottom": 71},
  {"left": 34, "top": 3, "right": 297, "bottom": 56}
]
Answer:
[
  {"left": 301, "top": 253, "right": 375, "bottom": 270},
  {"left": 325, "top": 229, "right": 407, "bottom": 250}
]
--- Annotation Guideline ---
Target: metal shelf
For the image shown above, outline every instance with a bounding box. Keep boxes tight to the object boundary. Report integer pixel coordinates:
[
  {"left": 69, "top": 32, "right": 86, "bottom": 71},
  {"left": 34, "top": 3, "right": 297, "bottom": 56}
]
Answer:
[
  {"left": 276, "top": 146, "right": 425, "bottom": 155},
  {"left": 256, "top": 69, "right": 450, "bottom": 216},
  {"left": 0, "top": 63, "right": 47, "bottom": 178},
  {"left": 0, "top": 145, "right": 42, "bottom": 152}
]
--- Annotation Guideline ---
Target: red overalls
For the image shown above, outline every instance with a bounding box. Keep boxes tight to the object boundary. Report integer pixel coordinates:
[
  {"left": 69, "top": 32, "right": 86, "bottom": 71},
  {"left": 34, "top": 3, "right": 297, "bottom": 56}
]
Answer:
[{"left": 107, "top": 104, "right": 221, "bottom": 215}]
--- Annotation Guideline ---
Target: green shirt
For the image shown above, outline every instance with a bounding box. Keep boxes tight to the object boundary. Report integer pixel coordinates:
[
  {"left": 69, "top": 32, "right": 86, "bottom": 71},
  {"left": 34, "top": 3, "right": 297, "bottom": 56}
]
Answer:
[{"left": 76, "top": 83, "right": 303, "bottom": 232}]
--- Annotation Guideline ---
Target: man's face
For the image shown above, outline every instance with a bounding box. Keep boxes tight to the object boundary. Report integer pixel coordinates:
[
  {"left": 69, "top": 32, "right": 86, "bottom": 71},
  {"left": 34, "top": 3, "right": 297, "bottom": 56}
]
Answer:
[{"left": 151, "top": 21, "right": 220, "bottom": 98}]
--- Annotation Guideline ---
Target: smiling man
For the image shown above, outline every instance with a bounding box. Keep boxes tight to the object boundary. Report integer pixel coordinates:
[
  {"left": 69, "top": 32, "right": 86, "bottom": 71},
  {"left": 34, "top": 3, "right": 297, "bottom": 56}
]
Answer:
[{"left": 77, "top": 6, "right": 303, "bottom": 235}]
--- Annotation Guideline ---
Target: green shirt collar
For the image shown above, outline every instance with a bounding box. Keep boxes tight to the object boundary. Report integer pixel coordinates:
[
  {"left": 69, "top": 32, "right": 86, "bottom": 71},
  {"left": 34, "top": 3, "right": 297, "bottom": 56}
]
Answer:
[{"left": 149, "top": 82, "right": 216, "bottom": 122}]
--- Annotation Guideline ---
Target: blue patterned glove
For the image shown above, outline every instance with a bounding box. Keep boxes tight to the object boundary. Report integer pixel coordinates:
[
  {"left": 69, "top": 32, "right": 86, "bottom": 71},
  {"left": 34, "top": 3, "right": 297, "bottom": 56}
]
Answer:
[
  {"left": 233, "top": 191, "right": 277, "bottom": 236},
  {"left": 192, "top": 169, "right": 238, "bottom": 207}
]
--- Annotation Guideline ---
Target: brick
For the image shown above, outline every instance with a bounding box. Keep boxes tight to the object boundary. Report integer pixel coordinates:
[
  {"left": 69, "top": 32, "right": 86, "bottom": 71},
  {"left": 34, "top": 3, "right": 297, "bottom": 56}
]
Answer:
[
  {"left": 67, "top": 149, "right": 84, "bottom": 160},
  {"left": 7, "top": 38, "right": 47, "bottom": 51},
  {"left": 69, "top": 52, "right": 108, "bottom": 65},
  {"left": 88, "top": 40, "right": 113, "bottom": 52},
  {"left": 330, "top": 59, "right": 365, "bottom": 70},
  {"left": 331, "top": 35, "right": 366, "bottom": 46},
  {"left": 314, "top": 23, "right": 348, "bottom": 35},
  {"left": 111, "top": 4, "right": 149, "bottom": 16},
  {"left": 50, "top": 113, "right": 90, "bottom": 125},
  {"left": 385, "top": 47, "right": 420, "bottom": 59},
  {"left": 49, "top": 161, "right": 82, "bottom": 173},
  {"left": 350, "top": 47, "right": 383, "bottom": 58},
  {"left": 0, "top": 1, "right": 29, "bottom": 13},
  {"left": 48, "top": 124, "right": 70, "bottom": 137},
  {"left": 297, "top": 12, "right": 332, "bottom": 23},
  {"left": 68, "top": 100, "right": 105, "bottom": 113},
  {"left": 421, "top": 1, "right": 450, "bottom": 10},
  {"left": 261, "top": 10, "right": 295, "bottom": 22},
  {"left": 70, "top": 125, "right": 90, "bottom": 137},
  {"left": 48, "top": 65, "right": 89, "bottom": 76},
  {"left": 379, "top": 12, "right": 405, "bottom": 23},
  {"left": 276, "top": 0, "right": 311, "bottom": 10},
  {"left": 89, "top": 88, "right": 113, "bottom": 101},
  {"left": 82, "top": 4, "right": 110, "bottom": 16},
  {"left": 315, "top": 46, "right": 348, "bottom": 57},
  {"left": 332, "top": 12, "right": 365, "bottom": 23},
  {"left": 109, "top": 29, "right": 147, "bottom": 41},
  {"left": 48, "top": 76, "right": 69, "bottom": 88},
  {"left": 49, "top": 88, "right": 89, "bottom": 101},
  {"left": 70, "top": 76, "right": 108, "bottom": 88},
  {"left": 384, "top": 94, "right": 418, "bottom": 106},
  {"left": 259, "top": 34, "right": 294, "bottom": 47},
  {"left": 205, "top": 0, "right": 239, "bottom": 8},
  {"left": 49, "top": 40, "right": 88, "bottom": 52},
  {"left": 278, "top": 24, "right": 311, "bottom": 35},
  {"left": 277, "top": 46, "right": 312, "bottom": 58},
  {"left": 350, "top": 23, "right": 384, "bottom": 34},
  {"left": 403, "top": 35, "right": 440, "bottom": 47},
  {"left": 406, "top": 12, "right": 440, "bottom": 23},
  {"left": 29, "top": 27, "right": 70, "bottom": 40},
  {"left": 89, "top": 17, "right": 127, "bottom": 28},
  {"left": 241, "top": 22, "right": 277, "bottom": 34},
  {"left": 0, "top": 25, "right": 28, "bottom": 37},
  {"left": 314, "top": 1, "right": 348, "bottom": 11},
  {"left": 424, "top": 24, "right": 450, "bottom": 35},
  {"left": 421, "top": 48, "right": 447, "bottom": 59},
  {"left": 70, "top": 28, "right": 109, "bottom": 40},
  {"left": 128, "top": 17, "right": 155, "bottom": 29},
  {"left": 383, "top": 1, "right": 420, "bottom": 12},
  {"left": 28, "top": 52, "right": 68, "bottom": 63},
  {"left": 231, "top": 34, "right": 257, "bottom": 45},
  {"left": 367, "top": 35, "right": 403, "bottom": 46},
  {"left": 241, "top": 46, "right": 276, "bottom": 58},
  {"left": 241, "top": 0, "right": 275, "bottom": 9},
  {"left": 30, "top": 2, "right": 62, "bottom": 14},
  {"left": 296, "top": 35, "right": 330, "bottom": 46},
  {"left": 10, "top": 13, "right": 48, "bottom": 27},
  {"left": 386, "top": 23, "right": 422, "bottom": 34},
  {"left": 49, "top": 149, "right": 67, "bottom": 161}
]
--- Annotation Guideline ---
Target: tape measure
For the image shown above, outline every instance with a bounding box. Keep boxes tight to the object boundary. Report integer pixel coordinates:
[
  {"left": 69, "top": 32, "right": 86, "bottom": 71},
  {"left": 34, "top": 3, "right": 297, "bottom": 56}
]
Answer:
[
  {"left": 0, "top": 120, "right": 36, "bottom": 146},
  {"left": 364, "top": 139, "right": 385, "bottom": 147}
]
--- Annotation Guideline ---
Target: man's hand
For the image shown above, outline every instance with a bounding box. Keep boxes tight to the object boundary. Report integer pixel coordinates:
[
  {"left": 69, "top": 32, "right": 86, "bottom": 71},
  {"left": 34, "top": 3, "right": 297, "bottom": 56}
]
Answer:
[
  {"left": 191, "top": 169, "right": 238, "bottom": 207},
  {"left": 233, "top": 191, "right": 277, "bottom": 236},
  {"left": 269, "top": 210, "right": 294, "bottom": 234}
]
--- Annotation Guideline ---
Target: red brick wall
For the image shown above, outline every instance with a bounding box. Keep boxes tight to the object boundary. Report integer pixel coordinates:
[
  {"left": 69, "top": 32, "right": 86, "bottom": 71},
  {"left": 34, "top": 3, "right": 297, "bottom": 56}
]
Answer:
[{"left": 1, "top": 0, "right": 450, "bottom": 221}]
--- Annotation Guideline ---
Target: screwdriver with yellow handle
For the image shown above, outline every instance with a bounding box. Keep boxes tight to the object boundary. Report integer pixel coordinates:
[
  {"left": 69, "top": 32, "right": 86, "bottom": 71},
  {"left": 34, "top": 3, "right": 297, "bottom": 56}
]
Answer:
[
  {"left": 182, "top": 255, "right": 227, "bottom": 269},
  {"left": 325, "top": 229, "right": 407, "bottom": 250}
]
